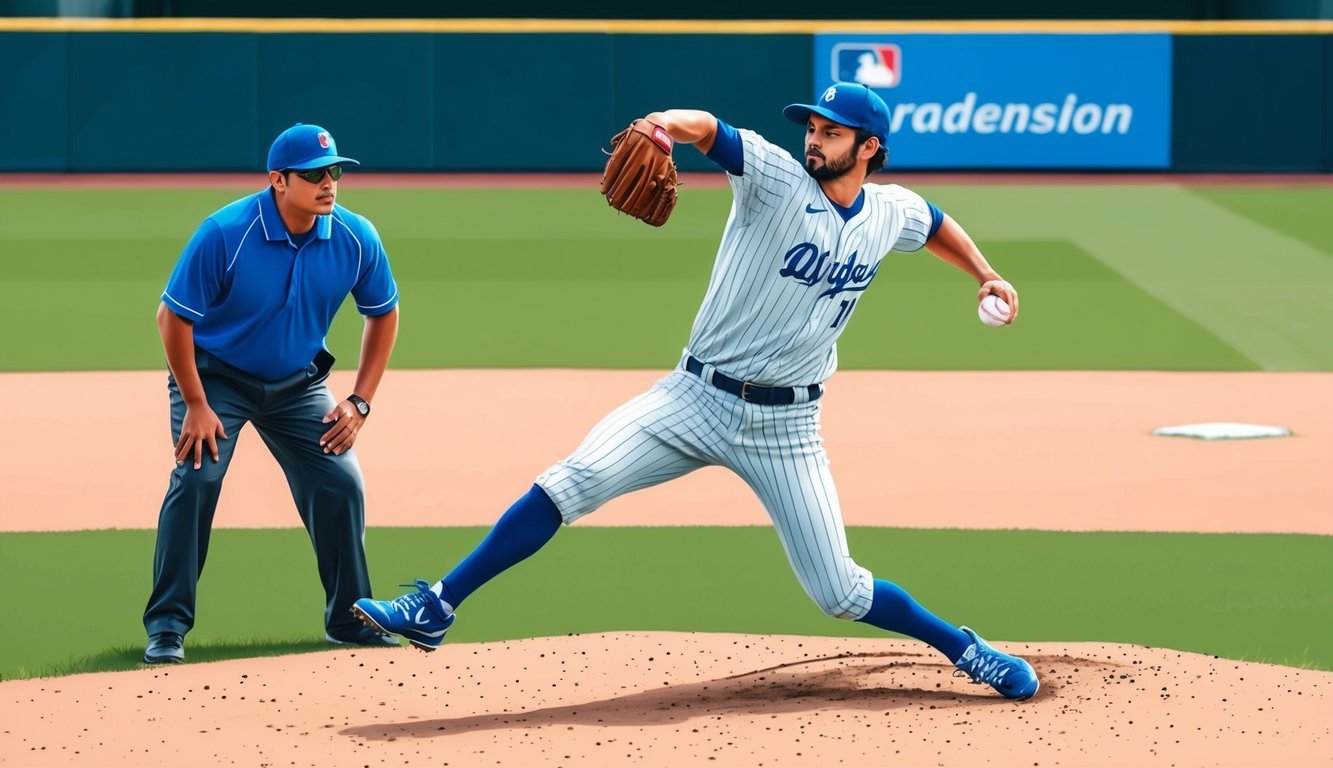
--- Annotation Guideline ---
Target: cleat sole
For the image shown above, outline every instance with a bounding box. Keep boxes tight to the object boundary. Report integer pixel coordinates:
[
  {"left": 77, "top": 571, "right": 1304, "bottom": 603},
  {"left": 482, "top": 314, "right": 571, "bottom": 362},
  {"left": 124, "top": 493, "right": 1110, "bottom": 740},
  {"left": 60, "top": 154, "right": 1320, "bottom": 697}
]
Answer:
[
  {"left": 350, "top": 605, "right": 391, "bottom": 636},
  {"left": 351, "top": 604, "right": 442, "bottom": 652}
]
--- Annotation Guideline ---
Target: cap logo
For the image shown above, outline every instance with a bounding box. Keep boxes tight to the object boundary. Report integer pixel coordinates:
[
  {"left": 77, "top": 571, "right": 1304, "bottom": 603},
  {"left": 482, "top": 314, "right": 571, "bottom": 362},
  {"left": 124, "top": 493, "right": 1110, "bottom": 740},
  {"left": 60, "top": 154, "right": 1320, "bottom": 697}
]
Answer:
[
  {"left": 317, "top": 132, "right": 330, "bottom": 149},
  {"left": 822, "top": 86, "right": 838, "bottom": 102}
]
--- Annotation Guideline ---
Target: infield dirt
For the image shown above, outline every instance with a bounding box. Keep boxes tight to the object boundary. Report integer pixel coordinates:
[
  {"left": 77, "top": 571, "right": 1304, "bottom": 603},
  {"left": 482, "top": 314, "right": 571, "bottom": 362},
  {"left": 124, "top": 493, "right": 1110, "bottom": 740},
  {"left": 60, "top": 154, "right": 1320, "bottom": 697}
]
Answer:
[
  {"left": 3, "top": 632, "right": 1330, "bottom": 767},
  {"left": 4, "top": 369, "right": 1329, "bottom": 534}
]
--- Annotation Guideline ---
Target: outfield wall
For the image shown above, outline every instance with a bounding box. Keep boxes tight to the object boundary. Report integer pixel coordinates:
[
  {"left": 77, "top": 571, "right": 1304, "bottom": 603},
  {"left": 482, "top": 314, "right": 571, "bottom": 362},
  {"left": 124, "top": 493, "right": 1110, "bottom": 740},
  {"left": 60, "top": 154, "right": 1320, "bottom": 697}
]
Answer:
[{"left": 1, "top": 21, "right": 1330, "bottom": 172}]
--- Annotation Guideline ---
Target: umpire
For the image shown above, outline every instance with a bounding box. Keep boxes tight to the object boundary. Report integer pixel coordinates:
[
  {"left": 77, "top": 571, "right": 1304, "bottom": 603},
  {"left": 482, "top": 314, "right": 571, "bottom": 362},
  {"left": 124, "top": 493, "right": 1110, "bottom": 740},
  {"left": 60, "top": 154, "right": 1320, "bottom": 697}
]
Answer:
[{"left": 143, "top": 123, "right": 400, "bottom": 663}]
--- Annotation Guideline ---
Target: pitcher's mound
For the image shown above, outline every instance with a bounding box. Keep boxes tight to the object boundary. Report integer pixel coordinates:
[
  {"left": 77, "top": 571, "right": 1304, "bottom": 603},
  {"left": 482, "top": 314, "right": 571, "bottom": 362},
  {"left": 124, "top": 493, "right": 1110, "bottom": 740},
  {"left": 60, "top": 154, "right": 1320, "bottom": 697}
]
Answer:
[{"left": 3, "top": 632, "right": 1329, "bottom": 767}]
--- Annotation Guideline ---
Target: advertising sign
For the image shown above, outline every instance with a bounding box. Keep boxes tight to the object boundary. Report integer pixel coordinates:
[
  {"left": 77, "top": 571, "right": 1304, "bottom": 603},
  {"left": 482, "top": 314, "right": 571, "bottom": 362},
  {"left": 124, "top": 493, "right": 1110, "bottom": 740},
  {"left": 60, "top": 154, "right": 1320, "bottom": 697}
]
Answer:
[{"left": 814, "top": 34, "right": 1172, "bottom": 168}]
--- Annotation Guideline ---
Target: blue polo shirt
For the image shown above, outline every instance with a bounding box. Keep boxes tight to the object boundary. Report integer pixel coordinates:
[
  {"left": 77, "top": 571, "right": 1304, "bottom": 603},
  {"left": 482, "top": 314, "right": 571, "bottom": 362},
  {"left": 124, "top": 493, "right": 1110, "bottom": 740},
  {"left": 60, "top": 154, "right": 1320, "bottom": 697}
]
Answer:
[{"left": 162, "top": 188, "right": 398, "bottom": 381}]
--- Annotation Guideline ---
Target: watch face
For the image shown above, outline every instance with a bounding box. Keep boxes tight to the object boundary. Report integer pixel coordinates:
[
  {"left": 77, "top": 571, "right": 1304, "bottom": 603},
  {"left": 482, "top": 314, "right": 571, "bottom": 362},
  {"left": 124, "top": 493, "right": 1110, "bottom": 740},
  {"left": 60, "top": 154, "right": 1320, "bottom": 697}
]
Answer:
[{"left": 355, "top": 401, "right": 369, "bottom": 415}]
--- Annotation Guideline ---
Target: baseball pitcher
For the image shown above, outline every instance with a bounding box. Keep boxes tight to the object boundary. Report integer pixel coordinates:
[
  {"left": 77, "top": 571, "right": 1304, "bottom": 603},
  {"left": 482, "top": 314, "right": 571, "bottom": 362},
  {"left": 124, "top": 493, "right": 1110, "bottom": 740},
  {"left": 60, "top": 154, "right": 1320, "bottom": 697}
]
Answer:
[{"left": 354, "top": 83, "right": 1038, "bottom": 699}]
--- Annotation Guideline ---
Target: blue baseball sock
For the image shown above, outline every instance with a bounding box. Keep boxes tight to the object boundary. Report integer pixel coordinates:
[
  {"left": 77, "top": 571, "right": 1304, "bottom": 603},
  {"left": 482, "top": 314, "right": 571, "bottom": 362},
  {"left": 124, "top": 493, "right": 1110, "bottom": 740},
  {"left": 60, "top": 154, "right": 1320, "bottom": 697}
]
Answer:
[
  {"left": 435, "top": 484, "right": 562, "bottom": 609},
  {"left": 857, "top": 579, "right": 971, "bottom": 663}
]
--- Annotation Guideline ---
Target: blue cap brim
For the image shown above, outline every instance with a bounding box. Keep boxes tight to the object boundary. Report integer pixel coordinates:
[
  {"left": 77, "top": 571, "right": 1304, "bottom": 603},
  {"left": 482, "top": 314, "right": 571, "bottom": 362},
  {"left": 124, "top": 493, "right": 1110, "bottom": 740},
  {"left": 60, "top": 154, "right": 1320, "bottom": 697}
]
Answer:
[
  {"left": 783, "top": 103, "right": 863, "bottom": 130},
  {"left": 284, "top": 156, "right": 360, "bottom": 170}
]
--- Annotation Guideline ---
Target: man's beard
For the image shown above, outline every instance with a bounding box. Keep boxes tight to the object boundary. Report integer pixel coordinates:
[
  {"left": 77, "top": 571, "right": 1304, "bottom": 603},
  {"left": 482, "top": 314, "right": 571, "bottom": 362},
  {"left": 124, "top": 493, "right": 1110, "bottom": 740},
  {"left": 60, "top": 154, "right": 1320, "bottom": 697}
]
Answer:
[{"left": 804, "top": 148, "right": 857, "bottom": 181}]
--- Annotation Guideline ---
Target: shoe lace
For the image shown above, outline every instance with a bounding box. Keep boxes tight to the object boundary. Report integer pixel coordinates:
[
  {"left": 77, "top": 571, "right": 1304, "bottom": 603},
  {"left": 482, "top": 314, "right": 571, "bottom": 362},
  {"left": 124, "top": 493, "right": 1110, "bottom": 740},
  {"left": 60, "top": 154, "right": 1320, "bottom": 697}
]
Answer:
[
  {"left": 389, "top": 579, "right": 437, "bottom": 617},
  {"left": 954, "top": 650, "right": 1012, "bottom": 687}
]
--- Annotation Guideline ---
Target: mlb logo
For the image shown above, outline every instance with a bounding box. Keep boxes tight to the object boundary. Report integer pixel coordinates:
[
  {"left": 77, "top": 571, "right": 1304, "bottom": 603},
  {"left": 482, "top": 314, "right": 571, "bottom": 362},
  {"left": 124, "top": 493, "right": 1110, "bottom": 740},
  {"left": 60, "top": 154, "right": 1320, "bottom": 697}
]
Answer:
[
  {"left": 832, "top": 43, "right": 902, "bottom": 88},
  {"left": 317, "top": 132, "right": 331, "bottom": 149}
]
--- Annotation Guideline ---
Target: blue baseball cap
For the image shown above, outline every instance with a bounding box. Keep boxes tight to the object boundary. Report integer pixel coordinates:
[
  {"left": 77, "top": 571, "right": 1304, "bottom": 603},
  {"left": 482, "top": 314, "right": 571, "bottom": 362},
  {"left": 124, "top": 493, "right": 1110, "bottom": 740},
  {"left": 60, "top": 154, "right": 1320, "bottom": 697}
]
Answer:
[
  {"left": 783, "top": 83, "right": 891, "bottom": 145},
  {"left": 266, "top": 123, "right": 360, "bottom": 171}
]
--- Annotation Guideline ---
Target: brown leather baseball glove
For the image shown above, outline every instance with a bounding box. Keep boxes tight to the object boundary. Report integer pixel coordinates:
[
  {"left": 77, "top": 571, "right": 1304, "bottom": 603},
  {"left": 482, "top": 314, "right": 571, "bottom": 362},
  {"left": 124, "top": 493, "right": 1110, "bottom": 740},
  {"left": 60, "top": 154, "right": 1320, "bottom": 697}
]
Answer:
[{"left": 600, "top": 120, "right": 679, "bottom": 227}]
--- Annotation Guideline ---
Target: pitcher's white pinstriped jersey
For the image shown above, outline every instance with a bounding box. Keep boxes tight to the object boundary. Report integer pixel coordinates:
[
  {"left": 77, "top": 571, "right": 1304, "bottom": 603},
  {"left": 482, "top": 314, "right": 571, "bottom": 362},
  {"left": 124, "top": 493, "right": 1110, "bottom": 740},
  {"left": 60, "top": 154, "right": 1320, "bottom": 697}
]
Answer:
[
  {"left": 537, "top": 125, "right": 938, "bottom": 622},
  {"left": 686, "top": 129, "right": 934, "bottom": 386}
]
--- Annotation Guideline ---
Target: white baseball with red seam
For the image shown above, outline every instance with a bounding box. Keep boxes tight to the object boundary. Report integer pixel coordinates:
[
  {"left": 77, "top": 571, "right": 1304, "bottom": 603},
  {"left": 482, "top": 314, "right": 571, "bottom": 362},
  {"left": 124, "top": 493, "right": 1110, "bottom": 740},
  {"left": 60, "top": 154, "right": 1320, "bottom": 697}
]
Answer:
[{"left": 978, "top": 294, "right": 1011, "bottom": 327}]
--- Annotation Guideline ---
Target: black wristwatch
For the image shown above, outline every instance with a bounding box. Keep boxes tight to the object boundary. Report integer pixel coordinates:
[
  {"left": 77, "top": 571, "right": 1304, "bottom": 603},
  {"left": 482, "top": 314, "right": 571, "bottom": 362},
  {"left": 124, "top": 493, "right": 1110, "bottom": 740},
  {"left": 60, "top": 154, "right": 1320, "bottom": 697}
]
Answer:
[{"left": 347, "top": 394, "right": 370, "bottom": 417}]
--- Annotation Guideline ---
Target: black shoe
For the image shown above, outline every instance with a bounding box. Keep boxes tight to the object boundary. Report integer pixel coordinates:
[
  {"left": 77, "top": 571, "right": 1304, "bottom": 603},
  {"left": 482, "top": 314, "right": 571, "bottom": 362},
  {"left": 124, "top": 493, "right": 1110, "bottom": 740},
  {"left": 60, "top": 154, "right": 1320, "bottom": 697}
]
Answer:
[
  {"left": 144, "top": 632, "right": 185, "bottom": 664},
  {"left": 325, "top": 627, "right": 400, "bottom": 647}
]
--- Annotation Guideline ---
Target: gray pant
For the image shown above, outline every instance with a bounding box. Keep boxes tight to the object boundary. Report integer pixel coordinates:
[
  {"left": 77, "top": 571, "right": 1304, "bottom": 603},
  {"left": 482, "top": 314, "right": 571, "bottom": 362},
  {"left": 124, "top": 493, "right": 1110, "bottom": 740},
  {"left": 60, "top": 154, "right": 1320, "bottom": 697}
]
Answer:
[{"left": 143, "top": 348, "right": 372, "bottom": 639}]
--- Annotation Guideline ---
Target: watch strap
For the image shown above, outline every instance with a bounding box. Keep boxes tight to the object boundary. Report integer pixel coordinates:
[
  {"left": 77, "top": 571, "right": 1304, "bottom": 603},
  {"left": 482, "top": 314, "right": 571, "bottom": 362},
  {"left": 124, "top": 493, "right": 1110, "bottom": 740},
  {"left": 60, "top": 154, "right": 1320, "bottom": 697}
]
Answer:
[{"left": 347, "top": 393, "right": 370, "bottom": 416}]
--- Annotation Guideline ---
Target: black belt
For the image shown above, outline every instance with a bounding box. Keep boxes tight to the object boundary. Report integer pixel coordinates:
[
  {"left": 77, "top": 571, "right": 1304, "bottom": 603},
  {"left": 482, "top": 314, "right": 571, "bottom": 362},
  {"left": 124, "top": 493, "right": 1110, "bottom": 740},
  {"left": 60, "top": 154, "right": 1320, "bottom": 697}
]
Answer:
[{"left": 685, "top": 356, "right": 822, "bottom": 405}]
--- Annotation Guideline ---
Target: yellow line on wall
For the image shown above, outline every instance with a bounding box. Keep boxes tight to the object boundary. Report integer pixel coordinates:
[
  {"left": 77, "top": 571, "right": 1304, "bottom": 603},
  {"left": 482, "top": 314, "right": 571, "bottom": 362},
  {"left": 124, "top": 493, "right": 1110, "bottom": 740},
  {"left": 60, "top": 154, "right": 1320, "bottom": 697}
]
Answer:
[{"left": 1, "top": 17, "right": 1332, "bottom": 34}]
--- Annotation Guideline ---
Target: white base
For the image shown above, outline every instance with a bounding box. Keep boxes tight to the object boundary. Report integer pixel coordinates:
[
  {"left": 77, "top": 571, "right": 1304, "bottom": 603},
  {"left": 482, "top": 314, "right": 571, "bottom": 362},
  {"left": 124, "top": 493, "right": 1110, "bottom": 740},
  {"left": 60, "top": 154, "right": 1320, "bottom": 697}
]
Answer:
[{"left": 1152, "top": 422, "right": 1292, "bottom": 440}]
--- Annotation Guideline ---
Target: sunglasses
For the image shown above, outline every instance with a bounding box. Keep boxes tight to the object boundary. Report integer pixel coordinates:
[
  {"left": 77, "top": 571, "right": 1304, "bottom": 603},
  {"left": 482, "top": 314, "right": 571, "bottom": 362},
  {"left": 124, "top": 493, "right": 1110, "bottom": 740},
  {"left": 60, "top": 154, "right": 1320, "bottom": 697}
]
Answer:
[{"left": 285, "top": 165, "right": 343, "bottom": 183}]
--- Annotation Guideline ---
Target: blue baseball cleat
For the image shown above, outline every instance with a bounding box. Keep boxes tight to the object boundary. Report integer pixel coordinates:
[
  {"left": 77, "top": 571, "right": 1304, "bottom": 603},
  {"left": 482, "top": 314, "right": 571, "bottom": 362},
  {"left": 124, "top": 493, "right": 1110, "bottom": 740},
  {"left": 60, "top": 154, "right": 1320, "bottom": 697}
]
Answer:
[
  {"left": 953, "top": 626, "right": 1040, "bottom": 700},
  {"left": 351, "top": 580, "right": 455, "bottom": 652}
]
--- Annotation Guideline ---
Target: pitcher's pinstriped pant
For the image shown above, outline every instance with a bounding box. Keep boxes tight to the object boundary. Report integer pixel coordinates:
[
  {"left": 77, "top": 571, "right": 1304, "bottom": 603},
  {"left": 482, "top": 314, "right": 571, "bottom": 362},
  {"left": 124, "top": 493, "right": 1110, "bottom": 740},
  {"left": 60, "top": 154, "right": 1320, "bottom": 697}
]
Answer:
[{"left": 537, "top": 366, "right": 874, "bottom": 620}]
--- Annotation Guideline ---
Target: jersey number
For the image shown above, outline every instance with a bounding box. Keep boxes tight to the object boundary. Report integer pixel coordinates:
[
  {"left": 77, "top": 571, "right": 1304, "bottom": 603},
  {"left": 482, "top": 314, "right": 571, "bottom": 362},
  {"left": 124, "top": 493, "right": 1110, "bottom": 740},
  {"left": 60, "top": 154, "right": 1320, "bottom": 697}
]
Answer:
[{"left": 830, "top": 298, "right": 858, "bottom": 329}]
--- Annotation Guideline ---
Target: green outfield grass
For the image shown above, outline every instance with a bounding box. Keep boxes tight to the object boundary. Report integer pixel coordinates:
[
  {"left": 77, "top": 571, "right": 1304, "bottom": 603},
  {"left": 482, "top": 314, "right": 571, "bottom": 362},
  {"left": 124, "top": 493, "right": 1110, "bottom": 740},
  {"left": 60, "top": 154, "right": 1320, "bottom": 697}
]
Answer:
[
  {"left": 1, "top": 184, "right": 1330, "bottom": 372},
  {"left": 2, "top": 527, "right": 1328, "bottom": 680},
  {"left": 1191, "top": 186, "right": 1333, "bottom": 258}
]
